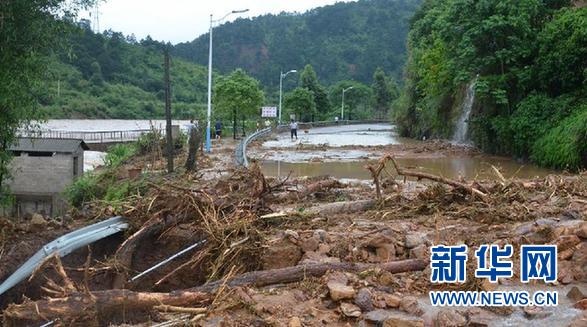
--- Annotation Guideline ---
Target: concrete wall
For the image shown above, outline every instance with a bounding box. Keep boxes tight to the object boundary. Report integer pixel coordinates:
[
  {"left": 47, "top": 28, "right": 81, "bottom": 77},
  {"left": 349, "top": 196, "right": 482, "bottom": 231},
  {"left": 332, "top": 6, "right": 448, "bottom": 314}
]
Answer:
[{"left": 3, "top": 145, "right": 84, "bottom": 217}]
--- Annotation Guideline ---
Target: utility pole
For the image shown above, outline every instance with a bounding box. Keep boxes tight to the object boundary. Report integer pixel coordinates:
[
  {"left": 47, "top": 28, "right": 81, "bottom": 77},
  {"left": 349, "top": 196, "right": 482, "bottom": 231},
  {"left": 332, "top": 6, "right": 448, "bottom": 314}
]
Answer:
[{"left": 164, "top": 46, "right": 174, "bottom": 173}]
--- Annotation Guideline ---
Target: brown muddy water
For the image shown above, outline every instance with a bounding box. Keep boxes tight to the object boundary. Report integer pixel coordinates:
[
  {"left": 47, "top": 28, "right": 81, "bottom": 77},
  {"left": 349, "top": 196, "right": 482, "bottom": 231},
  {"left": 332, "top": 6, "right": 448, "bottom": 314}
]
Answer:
[{"left": 261, "top": 156, "right": 556, "bottom": 181}]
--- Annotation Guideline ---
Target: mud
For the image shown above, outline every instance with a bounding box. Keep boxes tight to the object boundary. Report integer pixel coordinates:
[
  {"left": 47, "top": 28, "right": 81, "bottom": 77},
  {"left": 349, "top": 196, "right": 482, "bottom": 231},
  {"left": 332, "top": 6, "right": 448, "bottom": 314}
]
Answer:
[{"left": 1, "top": 128, "right": 586, "bottom": 326}]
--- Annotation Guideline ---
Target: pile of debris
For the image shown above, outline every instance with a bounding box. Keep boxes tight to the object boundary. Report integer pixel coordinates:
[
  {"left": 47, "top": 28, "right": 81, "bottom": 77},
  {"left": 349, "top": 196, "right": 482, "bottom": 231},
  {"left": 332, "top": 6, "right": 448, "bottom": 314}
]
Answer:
[{"left": 1, "top": 154, "right": 586, "bottom": 326}]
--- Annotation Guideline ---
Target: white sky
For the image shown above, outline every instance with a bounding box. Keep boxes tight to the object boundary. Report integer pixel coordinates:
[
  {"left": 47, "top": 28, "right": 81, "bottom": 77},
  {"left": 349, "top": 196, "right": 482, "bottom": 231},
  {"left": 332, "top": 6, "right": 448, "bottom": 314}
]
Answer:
[{"left": 80, "top": 0, "right": 355, "bottom": 44}]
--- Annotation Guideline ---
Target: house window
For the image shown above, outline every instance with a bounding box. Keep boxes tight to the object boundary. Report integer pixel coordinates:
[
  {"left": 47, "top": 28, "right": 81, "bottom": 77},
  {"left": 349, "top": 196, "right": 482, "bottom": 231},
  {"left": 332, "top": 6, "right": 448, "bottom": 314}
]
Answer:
[{"left": 73, "top": 156, "right": 79, "bottom": 176}]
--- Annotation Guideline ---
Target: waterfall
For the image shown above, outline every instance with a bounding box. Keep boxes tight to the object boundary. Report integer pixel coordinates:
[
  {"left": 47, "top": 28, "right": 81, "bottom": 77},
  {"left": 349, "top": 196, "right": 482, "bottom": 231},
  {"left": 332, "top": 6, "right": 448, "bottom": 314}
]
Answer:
[{"left": 452, "top": 78, "right": 477, "bottom": 144}]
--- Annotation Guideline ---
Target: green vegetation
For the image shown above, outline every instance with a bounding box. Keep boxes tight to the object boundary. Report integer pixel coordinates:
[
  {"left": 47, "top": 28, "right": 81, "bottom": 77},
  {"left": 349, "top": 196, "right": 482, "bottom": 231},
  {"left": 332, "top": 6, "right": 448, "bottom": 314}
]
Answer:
[
  {"left": 213, "top": 69, "right": 265, "bottom": 139},
  {"left": 0, "top": 0, "right": 94, "bottom": 205},
  {"left": 40, "top": 26, "right": 209, "bottom": 119},
  {"left": 65, "top": 143, "right": 145, "bottom": 208},
  {"left": 395, "top": 0, "right": 587, "bottom": 170},
  {"left": 173, "top": 0, "right": 422, "bottom": 87},
  {"left": 284, "top": 88, "right": 316, "bottom": 122}
]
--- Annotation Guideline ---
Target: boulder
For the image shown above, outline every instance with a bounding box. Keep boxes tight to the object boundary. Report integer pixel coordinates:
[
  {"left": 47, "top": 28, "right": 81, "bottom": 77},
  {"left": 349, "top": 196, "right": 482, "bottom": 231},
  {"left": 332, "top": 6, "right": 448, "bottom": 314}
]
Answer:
[
  {"left": 523, "top": 306, "right": 552, "bottom": 319},
  {"left": 409, "top": 244, "right": 427, "bottom": 259},
  {"left": 300, "top": 236, "right": 320, "bottom": 253},
  {"left": 328, "top": 282, "right": 356, "bottom": 301},
  {"left": 399, "top": 296, "right": 424, "bottom": 316},
  {"left": 262, "top": 238, "right": 302, "bottom": 269},
  {"left": 340, "top": 302, "right": 362, "bottom": 318},
  {"left": 574, "top": 299, "right": 587, "bottom": 310},
  {"left": 288, "top": 317, "right": 302, "bottom": 327},
  {"left": 405, "top": 233, "right": 427, "bottom": 249},
  {"left": 576, "top": 223, "right": 587, "bottom": 239},
  {"left": 567, "top": 286, "right": 586, "bottom": 302},
  {"left": 436, "top": 310, "right": 467, "bottom": 327},
  {"left": 354, "top": 288, "right": 374, "bottom": 311}
]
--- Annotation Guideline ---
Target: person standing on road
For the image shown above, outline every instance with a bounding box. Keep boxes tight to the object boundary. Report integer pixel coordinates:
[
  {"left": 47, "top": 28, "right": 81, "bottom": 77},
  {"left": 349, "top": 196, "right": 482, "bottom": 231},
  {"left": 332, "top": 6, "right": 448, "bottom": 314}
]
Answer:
[
  {"left": 215, "top": 120, "right": 222, "bottom": 140},
  {"left": 290, "top": 119, "right": 298, "bottom": 140}
]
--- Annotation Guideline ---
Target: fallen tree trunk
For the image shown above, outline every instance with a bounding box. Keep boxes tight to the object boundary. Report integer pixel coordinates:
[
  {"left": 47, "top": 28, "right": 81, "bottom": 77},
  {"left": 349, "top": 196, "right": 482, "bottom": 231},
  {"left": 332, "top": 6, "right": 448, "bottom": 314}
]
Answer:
[
  {"left": 4, "top": 259, "right": 426, "bottom": 325},
  {"left": 306, "top": 199, "right": 377, "bottom": 215},
  {"left": 388, "top": 155, "right": 488, "bottom": 201}
]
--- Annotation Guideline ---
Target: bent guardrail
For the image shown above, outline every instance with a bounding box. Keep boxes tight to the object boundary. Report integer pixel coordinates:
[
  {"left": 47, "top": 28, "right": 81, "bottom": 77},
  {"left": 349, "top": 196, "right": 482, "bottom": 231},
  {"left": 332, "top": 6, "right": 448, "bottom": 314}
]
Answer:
[
  {"left": 0, "top": 216, "right": 129, "bottom": 296},
  {"left": 235, "top": 127, "right": 272, "bottom": 167}
]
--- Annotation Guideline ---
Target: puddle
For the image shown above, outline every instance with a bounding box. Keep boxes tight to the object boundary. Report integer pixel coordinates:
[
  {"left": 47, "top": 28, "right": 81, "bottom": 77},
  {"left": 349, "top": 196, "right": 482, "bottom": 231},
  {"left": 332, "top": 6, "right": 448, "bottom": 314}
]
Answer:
[{"left": 261, "top": 156, "right": 555, "bottom": 181}]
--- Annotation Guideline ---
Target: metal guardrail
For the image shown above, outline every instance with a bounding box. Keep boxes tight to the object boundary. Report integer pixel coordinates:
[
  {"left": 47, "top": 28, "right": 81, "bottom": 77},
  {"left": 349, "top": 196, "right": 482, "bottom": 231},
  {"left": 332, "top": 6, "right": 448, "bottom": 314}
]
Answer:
[
  {"left": 235, "top": 127, "right": 272, "bottom": 167},
  {"left": 0, "top": 216, "right": 129, "bottom": 296}
]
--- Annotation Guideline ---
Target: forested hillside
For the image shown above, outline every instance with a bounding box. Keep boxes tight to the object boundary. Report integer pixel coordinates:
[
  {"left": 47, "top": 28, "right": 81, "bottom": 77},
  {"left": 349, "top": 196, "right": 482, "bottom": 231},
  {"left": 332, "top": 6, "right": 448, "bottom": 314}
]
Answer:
[
  {"left": 394, "top": 0, "right": 587, "bottom": 170},
  {"left": 173, "top": 0, "right": 421, "bottom": 88},
  {"left": 40, "top": 23, "right": 209, "bottom": 119}
]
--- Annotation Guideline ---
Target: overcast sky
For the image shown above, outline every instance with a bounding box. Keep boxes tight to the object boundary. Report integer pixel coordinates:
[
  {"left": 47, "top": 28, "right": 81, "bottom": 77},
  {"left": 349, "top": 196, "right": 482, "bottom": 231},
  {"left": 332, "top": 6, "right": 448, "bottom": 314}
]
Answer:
[{"left": 79, "top": 0, "right": 355, "bottom": 44}]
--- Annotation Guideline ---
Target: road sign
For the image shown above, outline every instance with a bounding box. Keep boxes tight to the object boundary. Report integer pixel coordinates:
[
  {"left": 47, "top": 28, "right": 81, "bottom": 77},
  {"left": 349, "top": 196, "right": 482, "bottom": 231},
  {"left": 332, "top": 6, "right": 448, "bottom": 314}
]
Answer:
[{"left": 261, "top": 106, "right": 277, "bottom": 118}]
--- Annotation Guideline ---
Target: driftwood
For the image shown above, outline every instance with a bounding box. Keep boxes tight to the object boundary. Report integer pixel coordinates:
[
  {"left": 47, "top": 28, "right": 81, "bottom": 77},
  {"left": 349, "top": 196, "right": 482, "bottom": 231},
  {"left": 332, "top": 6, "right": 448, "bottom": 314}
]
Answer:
[
  {"left": 371, "top": 154, "right": 488, "bottom": 201},
  {"left": 4, "top": 259, "right": 426, "bottom": 325},
  {"left": 306, "top": 199, "right": 377, "bottom": 215},
  {"left": 388, "top": 155, "right": 488, "bottom": 200}
]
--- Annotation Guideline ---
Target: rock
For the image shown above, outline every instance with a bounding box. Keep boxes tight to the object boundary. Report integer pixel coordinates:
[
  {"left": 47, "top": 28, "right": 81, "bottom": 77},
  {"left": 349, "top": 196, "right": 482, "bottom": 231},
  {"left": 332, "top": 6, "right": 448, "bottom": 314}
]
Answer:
[
  {"left": 556, "top": 235, "right": 581, "bottom": 252},
  {"left": 409, "top": 244, "right": 427, "bottom": 259},
  {"left": 262, "top": 238, "right": 302, "bottom": 269},
  {"left": 300, "top": 236, "right": 319, "bottom": 252},
  {"left": 567, "top": 286, "right": 586, "bottom": 302},
  {"left": 379, "top": 271, "right": 396, "bottom": 287},
  {"left": 523, "top": 306, "right": 552, "bottom": 319},
  {"left": 405, "top": 233, "right": 427, "bottom": 249},
  {"left": 364, "top": 309, "right": 392, "bottom": 323},
  {"left": 399, "top": 296, "right": 424, "bottom": 316},
  {"left": 376, "top": 244, "right": 396, "bottom": 262},
  {"left": 383, "top": 293, "right": 401, "bottom": 308},
  {"left": 288, "top": 316, "right": 302, "bottom": 327},
  {"left": 328, "top": 281, "right": 356, "bottom": 301},
  {"left": 354, "top": 288, "right": 374, "bottom": 311},
  {"left": 30, "top": 213, "right": 47, "bottom": 226},
  {"left": 479, "top": 279, "right": 497, "bottom": 292},
  {"left": 436, "top": 310, "right": 467, "bottom": 327},
  {"left": 284, "top": 229, "right": 300, "bottom": 241},
  {"left": 362, "top": 233, "right": 396, "bottom": 262},
  {"left": 340, "top": 302, "right": 362, "bottom": 318},
  {"left": 574, "top": 299, "right": 587, "bottom": 310},
  {"left": 300, "top": 251, "right": 340, "bottom": 265},
  {"left": 577, "top": 223, "right": 587, "bottom": 239},
  {"left": 317, "top": 243, "right": 331, "bottom": 254}
]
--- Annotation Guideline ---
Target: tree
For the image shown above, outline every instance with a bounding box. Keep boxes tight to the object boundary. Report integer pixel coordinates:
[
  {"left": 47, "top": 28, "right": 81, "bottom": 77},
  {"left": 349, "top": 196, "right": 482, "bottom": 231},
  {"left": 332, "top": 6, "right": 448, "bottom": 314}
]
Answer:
[
  {"left": 330, "top": 81, "right": 373, "bottom": 120},
  {"left": 284, "top": 88, "right": 316, "bottom": 122},
  {"left": 0, "top": 0, "right": 94, "bottom": 205},
  {"left": 299, "top": 64, "right": 330, "bottom": 119},
  {"left": 213, "top": 69, "right": 264, "bottom": 139},
  {"left": 372, "top": 67, "right": 395, "bottom": 118}
]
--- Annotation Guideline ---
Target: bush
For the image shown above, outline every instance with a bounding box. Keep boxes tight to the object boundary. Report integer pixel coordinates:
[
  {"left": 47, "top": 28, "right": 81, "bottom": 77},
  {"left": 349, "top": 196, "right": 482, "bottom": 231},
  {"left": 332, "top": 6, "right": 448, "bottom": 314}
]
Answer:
[
  {"left": 104, "top": 144, "right": 136, "bottom": 167},
  {"left": 65, "top": 173, "right": 103, "bottom": 207},
  {"left": 531, "top": 105, "right": 587, "bottom": 170}
]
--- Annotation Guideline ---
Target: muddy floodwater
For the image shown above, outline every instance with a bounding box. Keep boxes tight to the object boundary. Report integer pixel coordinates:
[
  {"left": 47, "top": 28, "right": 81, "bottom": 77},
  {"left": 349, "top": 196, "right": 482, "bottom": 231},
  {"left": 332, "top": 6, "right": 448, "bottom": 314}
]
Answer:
[
  {"left": 256, "top": 124, "right": 557, "bottom": 180},
  {"left": 261, "top": 156, "right": 555, "bottom": 180}
]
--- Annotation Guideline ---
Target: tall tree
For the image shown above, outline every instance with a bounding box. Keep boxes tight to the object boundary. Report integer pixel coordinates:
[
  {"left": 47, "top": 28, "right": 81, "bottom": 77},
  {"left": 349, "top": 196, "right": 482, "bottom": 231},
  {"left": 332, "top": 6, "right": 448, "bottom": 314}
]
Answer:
[
  {"left": 284, "top": 88, "right": 316, "bottom": 122},
  {"left": 300, "top": 64, "right": 330, "bottom": 119},
  {"left": 372, "top": 67, "right": 394, "bottom": 118},
  {"left": 213, "top": 69, "right": 264, "bottom": 139},
  {"left": 0, "top": 0, "right": 93, "bottom": 205}
]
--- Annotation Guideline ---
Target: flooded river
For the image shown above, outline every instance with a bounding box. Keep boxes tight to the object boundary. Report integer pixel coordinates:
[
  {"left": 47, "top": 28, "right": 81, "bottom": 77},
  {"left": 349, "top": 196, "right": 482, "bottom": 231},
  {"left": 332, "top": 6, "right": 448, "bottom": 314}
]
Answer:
[{"left": 257, "top": 124, "right": 556, "bottom": 180}]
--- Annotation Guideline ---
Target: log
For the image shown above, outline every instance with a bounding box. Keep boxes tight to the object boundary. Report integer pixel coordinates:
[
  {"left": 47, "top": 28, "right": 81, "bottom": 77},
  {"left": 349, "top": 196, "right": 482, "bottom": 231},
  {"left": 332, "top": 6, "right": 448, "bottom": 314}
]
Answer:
[
  {"left": 306, "top": 199, "right": 377, "bottom": 215},
  {"left": 4, "top": 259, "right": 426, "bottom": 325},
  {"left": 388, "top": 155, "right": 488, "bottom": 201}
]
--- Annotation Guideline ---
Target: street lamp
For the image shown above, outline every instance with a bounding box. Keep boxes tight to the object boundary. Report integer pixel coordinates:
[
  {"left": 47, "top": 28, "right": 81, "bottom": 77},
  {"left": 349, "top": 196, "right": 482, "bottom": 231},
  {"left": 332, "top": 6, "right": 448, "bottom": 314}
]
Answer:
[
  {"left": 278, "top": 70, "right": 297, "bottom": 124},
  {"left": 341, "top": 86, "right": 354, "bottom": 121},
  {"left": 205, "top": 9, "right": 249, "bottom": 153}
]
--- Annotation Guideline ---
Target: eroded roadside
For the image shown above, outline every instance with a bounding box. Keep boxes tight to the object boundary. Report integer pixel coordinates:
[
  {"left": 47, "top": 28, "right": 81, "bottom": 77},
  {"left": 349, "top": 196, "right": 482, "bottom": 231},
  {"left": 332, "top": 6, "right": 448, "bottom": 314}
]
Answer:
[{"left": 1, "top": 133, "right": 586, "bottom": 327}]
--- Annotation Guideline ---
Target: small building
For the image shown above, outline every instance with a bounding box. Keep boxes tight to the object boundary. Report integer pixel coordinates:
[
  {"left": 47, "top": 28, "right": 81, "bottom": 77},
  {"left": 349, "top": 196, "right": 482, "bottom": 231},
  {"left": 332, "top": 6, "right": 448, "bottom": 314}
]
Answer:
[{"left": 2, "top": 138, "right": 88, "bottom": 217}]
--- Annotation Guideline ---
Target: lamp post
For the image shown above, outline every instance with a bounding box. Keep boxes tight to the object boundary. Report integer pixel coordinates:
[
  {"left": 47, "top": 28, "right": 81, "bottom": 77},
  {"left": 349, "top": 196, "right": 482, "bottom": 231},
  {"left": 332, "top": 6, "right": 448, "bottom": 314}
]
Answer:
[
  {"left": 205, "top": 9, "right": 249, "bottom": 153},
  {"left": 341, "top": 86, "right": 354, "bottom": 121},
  {"left": 278, "top": 69, "right": 297, "bottom": 124}
]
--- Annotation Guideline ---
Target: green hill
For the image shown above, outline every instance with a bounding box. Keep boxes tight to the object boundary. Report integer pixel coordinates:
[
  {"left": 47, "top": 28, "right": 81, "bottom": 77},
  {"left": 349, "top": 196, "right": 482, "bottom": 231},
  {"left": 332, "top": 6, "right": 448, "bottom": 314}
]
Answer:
[
  {"left": 173, "top": 0, "right": 421, "bottom": 88},
  {"left": 40, "top": 24, "right": 209, "bottom": 119}
]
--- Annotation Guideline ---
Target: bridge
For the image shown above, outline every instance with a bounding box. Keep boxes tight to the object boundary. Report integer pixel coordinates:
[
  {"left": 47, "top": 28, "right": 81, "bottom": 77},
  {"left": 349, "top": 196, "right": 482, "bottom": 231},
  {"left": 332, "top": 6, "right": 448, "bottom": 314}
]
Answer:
[{"left": 17, "top": 128, "right": 166, "bottom": 151}]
